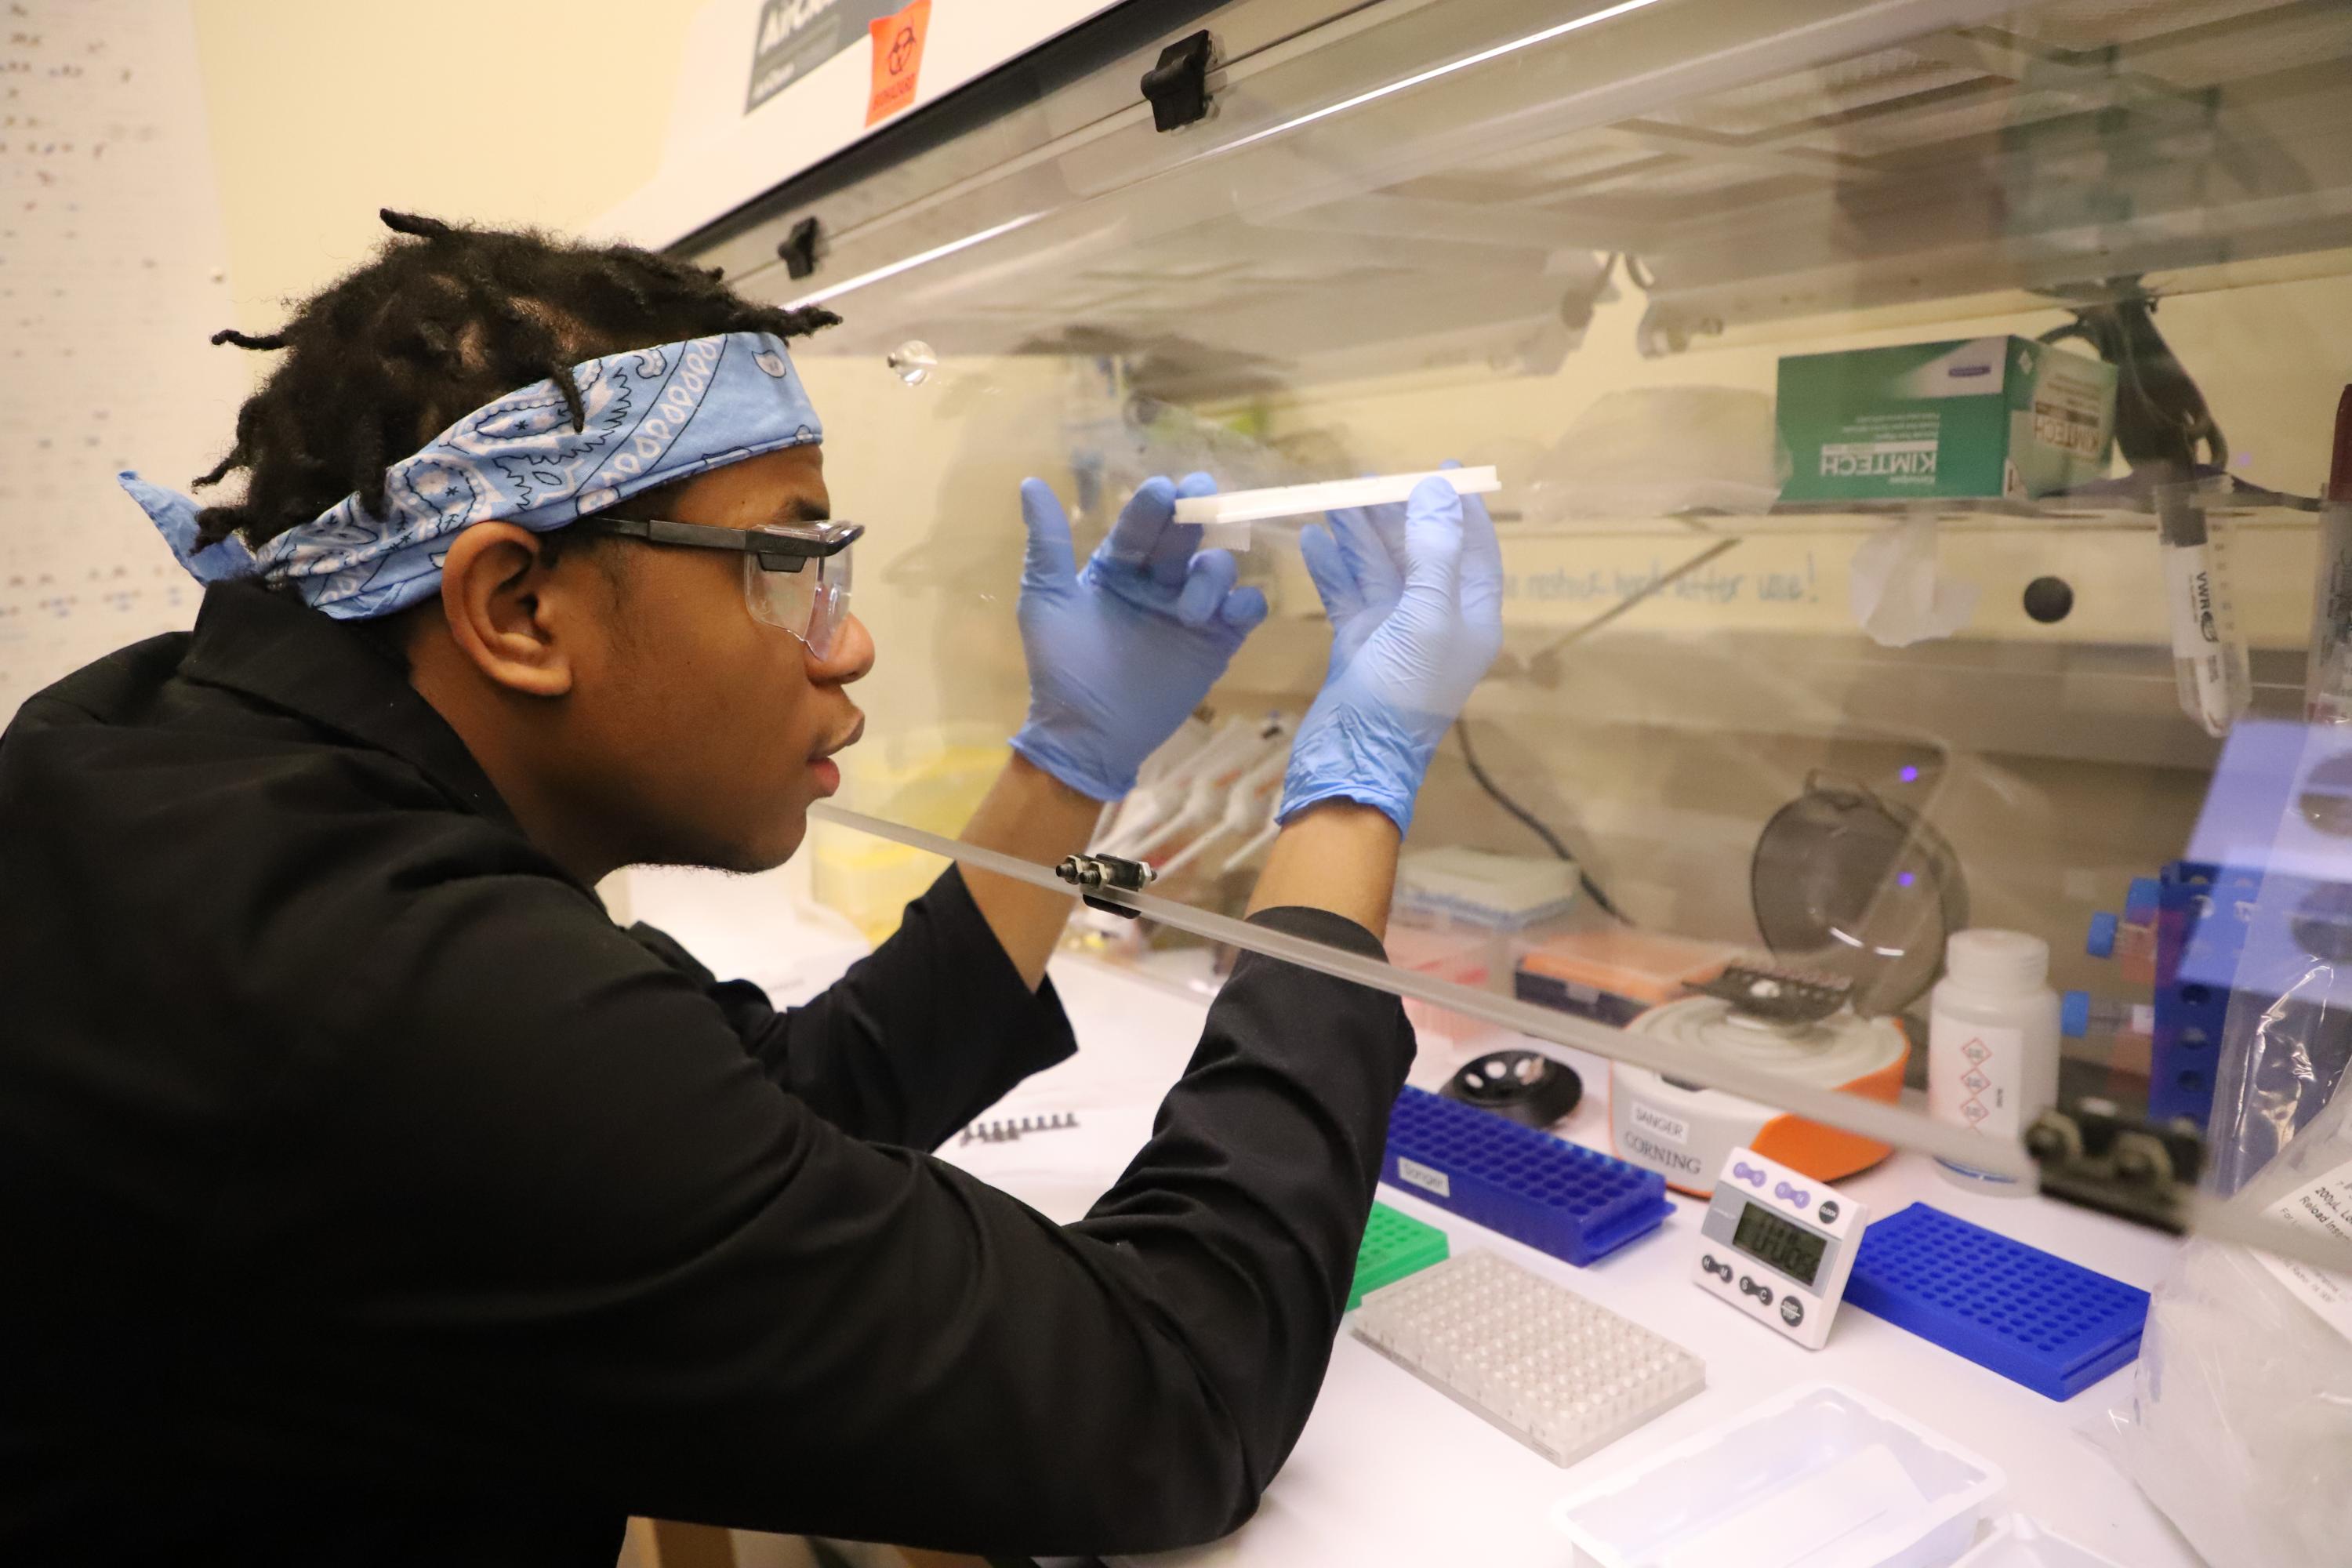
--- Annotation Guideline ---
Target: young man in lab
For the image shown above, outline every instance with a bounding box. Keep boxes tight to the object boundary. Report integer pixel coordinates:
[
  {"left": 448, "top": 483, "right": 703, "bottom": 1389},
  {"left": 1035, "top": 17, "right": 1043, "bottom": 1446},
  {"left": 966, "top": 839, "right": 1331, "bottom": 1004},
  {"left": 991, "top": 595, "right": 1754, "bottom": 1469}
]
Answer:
[{"left": 0, "top": 212, "right": 1499, "bottom": 1565}]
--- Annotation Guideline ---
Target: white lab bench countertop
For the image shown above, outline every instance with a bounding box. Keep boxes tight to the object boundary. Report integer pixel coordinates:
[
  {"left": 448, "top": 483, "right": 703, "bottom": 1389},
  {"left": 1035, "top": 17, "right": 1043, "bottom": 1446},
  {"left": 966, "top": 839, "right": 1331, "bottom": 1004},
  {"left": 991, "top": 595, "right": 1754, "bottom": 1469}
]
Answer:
[{"left": 935, "top": 949, "right": 2201, "bottom": 1568}]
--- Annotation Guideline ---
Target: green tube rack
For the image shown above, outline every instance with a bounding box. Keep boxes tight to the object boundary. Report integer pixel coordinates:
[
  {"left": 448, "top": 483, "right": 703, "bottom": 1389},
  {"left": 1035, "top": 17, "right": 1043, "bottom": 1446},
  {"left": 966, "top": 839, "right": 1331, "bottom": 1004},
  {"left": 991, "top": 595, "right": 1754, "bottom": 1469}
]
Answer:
[{"left": 1349, "top": 1202, "right": 1451, "bottom": 1310}]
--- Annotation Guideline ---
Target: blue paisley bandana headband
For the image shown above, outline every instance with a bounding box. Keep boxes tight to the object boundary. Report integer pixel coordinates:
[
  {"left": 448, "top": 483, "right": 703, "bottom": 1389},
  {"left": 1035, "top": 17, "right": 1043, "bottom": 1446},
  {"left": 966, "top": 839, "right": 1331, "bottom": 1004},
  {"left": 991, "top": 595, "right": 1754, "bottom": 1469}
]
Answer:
[{"left": 119, "top": 331, "right": 824, "bottom": 621}]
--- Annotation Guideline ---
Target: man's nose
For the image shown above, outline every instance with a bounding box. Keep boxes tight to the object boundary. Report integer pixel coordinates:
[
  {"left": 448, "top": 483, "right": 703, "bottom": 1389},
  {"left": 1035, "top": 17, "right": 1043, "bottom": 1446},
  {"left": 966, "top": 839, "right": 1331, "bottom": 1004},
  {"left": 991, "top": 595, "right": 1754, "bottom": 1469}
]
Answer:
[{"left": 809, "top": 613, "right": 873, "bottom": 685}]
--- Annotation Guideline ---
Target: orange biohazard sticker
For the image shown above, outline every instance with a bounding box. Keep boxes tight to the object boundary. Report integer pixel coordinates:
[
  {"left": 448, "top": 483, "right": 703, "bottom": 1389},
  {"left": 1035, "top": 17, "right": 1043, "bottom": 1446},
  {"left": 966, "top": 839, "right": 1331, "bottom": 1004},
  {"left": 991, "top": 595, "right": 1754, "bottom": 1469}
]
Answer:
[{"left": 866, "top": 0, "right": 931, "bottom": 127}]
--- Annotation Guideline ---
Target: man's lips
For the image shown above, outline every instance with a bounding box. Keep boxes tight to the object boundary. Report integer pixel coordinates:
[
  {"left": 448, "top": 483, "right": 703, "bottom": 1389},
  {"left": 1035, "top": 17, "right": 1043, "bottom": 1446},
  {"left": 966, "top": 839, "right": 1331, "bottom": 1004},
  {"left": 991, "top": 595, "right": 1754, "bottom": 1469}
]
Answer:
[{"left": 811, "top": 713, "right": 865, "bottom": 764}]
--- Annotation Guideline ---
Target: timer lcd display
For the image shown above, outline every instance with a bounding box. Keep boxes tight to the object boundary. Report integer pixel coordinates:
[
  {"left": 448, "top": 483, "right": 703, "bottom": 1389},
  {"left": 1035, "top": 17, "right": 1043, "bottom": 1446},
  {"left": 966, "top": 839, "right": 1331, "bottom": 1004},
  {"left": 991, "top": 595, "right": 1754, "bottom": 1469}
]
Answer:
[{"left": 1732, "top": 1200, "right": 1828, "bottom": 1286}]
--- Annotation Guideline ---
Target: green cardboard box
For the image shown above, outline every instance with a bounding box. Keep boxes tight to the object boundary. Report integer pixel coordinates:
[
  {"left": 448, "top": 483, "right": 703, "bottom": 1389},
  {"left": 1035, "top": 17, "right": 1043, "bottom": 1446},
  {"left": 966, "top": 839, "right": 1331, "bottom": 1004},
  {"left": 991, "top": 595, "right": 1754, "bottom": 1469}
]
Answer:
[{"left": 1776, "top": 336, "right": 2115, "bottom": 503}]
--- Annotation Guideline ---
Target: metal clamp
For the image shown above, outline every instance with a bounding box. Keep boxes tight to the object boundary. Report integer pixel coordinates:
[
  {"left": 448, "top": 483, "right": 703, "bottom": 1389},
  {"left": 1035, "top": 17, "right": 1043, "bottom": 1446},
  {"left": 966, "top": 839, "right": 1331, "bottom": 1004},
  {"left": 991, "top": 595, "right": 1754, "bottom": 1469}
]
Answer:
[
  {"left": 1057, "top": 853, "right": 1156, "bottom": 919},
  {"left": 2026, "top": 1101, "right": 2205, "bottom": 1232}
]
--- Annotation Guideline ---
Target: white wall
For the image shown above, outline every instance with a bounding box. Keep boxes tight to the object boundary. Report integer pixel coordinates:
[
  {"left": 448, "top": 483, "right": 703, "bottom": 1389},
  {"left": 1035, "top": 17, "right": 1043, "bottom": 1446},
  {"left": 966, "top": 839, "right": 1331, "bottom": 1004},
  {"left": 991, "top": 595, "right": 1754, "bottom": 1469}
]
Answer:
[
  {"left": 0, "top": 0, "right": 245, "bottom": 718},
  {"left": 0, "top": 2, "right": 720, "bottom": 720},
  {"left": 187, "top": 0, "right": 700, "bottom": 342}
]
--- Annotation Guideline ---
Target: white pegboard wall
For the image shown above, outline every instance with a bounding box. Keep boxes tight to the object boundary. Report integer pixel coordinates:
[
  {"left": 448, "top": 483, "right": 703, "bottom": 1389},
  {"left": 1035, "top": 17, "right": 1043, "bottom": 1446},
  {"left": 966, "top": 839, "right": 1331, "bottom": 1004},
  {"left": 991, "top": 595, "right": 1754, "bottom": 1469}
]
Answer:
[{"left": 1, "top": 0, "right": 243, "bottom": 720}]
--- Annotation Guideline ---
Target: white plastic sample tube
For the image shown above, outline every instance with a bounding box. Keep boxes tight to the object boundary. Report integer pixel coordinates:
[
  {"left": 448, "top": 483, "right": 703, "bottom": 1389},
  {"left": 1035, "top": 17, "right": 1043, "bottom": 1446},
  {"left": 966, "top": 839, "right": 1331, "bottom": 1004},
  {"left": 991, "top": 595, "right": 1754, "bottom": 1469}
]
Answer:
[
  {"left": 2157, "top": 481, "right": 2251, "bottom": 738},
  {"left": 1173, "top": 466, "right": 1501, "bottom": 549}
]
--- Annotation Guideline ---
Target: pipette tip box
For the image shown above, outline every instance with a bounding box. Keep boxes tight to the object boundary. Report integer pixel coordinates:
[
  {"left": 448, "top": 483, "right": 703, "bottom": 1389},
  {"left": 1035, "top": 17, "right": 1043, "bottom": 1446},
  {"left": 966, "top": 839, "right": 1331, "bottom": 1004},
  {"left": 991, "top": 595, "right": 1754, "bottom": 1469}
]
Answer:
[
  {"left": 1396, "top": 845, "right": 1581, "bottom": 930},
  {"left": 1383, "top": 1085, "right": 1671, "bottom": 1266},
  {"left": 1349, "top": 1201, "right": 1451, "bottom": 1311},
  {"left": 1845, "top": 1202, "right": 2150, "bottom": 1400},
  {"left": 1353, "top": 1250, "right": 1704, "bottom": 1468}
]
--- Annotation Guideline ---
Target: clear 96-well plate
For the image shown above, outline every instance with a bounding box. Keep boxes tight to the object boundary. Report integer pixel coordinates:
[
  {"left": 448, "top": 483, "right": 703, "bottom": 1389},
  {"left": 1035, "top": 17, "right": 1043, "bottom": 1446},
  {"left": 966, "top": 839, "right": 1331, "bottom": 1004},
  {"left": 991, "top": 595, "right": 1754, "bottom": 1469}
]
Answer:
[{"left": 1351, "top": 1250, "right": 1705, "bottom": 1468}]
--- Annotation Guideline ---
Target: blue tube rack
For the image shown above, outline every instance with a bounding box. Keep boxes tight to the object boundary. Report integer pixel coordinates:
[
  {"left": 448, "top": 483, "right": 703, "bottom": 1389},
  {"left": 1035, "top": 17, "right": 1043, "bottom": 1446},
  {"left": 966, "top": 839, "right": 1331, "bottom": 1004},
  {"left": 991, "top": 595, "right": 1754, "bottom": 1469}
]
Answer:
[
  {"left": 1846, "top": 1203, "right": 2150, "bottom": 1400},
  {"left": 1381, "top": 1085, "right": 1670, "bottom": 1266}
]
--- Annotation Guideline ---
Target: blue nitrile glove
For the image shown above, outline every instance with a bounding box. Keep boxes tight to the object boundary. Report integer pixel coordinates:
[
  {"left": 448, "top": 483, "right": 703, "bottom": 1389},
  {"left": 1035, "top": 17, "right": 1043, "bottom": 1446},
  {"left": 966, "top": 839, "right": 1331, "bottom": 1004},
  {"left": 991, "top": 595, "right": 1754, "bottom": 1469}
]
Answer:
[
  {"left": 1011, "top": 473, "right": 1270, "bottom": 801},
  {"left": 1283, "top": 470, "right": 1503, "bottom": 833}
]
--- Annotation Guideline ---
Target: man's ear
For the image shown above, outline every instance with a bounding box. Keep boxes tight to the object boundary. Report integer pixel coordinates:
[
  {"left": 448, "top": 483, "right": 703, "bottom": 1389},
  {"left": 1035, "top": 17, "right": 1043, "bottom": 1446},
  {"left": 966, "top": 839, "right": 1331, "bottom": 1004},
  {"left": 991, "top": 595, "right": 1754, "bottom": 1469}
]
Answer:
[{"left": 436, "top": 523, "right": 578, "bottom": 698}]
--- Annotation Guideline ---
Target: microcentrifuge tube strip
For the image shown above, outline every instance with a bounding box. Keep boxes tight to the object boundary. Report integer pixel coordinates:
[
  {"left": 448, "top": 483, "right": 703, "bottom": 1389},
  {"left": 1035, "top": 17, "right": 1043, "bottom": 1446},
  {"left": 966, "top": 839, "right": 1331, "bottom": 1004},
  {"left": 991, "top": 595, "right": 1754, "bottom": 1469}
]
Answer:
[
  {"left": 1352, "top": 1250, "right": 1705, "bottom": 1468},
  {"left": 960, "top": 1112, "right": 1078, "bottom": 1146}
]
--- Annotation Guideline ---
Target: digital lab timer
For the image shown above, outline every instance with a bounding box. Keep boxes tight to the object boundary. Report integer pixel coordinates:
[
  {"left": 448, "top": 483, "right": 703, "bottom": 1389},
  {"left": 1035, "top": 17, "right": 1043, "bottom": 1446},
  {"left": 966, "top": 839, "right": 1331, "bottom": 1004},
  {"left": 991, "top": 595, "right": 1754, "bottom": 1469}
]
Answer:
[{"left": 1691, "top": 1144, "right": 1869, "bottom": 1350}]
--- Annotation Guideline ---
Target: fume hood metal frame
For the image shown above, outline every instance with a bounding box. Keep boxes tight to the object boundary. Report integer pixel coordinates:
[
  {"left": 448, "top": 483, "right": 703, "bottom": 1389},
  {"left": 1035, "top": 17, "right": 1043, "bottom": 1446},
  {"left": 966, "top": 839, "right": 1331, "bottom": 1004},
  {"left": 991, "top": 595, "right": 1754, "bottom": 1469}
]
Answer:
[{"left": 673, "top": 0, "right": 2352, "bottom": 397}]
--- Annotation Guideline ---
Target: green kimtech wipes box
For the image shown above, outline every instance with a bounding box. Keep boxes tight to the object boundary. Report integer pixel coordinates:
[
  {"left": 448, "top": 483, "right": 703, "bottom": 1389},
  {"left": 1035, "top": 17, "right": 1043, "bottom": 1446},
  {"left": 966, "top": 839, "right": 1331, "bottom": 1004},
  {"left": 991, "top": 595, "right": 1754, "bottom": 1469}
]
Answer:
[{"left": 1776, "top": 336, "right": 2115, "bottom": 503}]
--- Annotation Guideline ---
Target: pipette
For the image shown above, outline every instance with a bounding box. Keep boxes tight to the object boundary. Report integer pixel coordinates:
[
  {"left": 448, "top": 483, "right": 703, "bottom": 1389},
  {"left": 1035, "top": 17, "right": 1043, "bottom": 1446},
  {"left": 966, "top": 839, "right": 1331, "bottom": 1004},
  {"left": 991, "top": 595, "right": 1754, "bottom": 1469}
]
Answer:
[
  {"left": 1156, "top": 749, "right": 1287, "bottom": 878},
  {"left": 1094, "top": 719, "right": 1218, "bottom": 851},
  {"left": 1217, "top": 793, "right": 1284, "bottom": 877},
  {"left": 1120, "top": 719, "right": 1287, "bottom": 862},
  {"left": 1094, "top": 717, "right": 1255, "bottom": 858}
]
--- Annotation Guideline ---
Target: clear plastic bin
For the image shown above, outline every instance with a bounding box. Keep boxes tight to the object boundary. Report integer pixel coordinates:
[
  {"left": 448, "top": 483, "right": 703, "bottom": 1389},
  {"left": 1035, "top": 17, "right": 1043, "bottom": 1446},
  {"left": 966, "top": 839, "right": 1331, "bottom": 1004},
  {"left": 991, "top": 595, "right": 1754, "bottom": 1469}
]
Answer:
[
  {"left": 1552, "top": 1382, "right": 2005, "bottom": 1568},
  {"left": 1951, "top": 1517, "right": 2126, "bottom": 1568}
]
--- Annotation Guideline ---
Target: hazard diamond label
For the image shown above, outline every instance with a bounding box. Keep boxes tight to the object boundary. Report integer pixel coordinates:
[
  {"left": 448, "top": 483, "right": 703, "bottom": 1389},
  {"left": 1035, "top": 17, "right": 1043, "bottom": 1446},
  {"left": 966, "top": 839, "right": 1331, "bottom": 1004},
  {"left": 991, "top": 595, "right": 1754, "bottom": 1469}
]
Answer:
[
  {"left": 1962, "top": 1099, "right": 1990, "bottom": 1123},
  {"left": 1962, "top": 1039, "right": 1991, "bottom": 1064},
  {"left": 1963, "top": 1070, "right": 1991, "bottom": 1093}
]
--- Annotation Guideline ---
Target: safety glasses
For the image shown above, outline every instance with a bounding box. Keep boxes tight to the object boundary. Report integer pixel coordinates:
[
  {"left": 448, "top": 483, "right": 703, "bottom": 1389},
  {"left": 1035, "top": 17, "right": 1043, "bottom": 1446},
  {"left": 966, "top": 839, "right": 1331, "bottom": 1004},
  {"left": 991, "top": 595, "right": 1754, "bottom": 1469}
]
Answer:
[{"left": 568, "top": 515, "right": 862, "bottom": 659}]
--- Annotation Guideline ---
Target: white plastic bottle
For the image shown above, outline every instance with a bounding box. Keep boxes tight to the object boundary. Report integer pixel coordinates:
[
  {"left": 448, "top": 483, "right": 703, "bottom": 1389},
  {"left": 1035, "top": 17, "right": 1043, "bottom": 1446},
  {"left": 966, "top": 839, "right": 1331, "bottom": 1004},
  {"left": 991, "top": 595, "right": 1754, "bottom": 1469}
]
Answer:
[{"left": 1928, "top": 929, "right": 2061, "bottom": 1194}]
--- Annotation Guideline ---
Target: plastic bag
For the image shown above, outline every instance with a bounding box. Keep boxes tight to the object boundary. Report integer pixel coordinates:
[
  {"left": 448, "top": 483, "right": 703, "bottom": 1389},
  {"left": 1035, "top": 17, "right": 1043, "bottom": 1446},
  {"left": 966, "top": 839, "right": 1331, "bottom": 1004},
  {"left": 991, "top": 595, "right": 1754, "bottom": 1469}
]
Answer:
[
  {"left": 1848, "top": 516, "right": 1980, "bottom": 648},
  {"left": 2188, "top": 725, "right": 2352, "bottom": 1197},
  {"left": 1520, "top": 387, "right": 1779, "bottom": 522},
  {"left": 2103, "top": 1074, "right": 2352, "bottom": 1568},
  {"left": 2207, "top": 891, "right": 2352, "bottom": 1198}
]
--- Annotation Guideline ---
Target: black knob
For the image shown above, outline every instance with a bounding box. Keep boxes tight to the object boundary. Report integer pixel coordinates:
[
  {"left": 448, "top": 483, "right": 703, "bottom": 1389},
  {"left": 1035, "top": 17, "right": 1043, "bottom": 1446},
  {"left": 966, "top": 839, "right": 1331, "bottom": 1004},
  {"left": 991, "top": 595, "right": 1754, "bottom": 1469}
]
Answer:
[
  {"left": 778, "top": 216, "right": 822, "bottom": 281},
  {"left": 2023, "top": 575, "right": 2074, "bottom": 624}
]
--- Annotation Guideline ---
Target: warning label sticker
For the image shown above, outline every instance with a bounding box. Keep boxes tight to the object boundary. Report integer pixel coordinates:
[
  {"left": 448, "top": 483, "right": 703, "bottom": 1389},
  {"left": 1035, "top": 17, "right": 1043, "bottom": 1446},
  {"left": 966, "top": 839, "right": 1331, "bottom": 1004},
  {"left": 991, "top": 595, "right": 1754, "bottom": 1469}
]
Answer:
[
  {"left": 745, "top": 0, "right": 904, "bottom": 114},
  {"left": 866, "top": 0, "right": 931, "bottom": 126}
]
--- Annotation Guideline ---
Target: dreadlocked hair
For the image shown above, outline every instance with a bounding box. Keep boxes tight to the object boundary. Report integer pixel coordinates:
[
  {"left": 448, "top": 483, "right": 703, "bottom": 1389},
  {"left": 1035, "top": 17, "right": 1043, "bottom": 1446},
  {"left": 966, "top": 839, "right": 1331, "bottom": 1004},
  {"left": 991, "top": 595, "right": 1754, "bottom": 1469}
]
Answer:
[{"left": 189, "top": 208, "right": 839, "bottom": 550}]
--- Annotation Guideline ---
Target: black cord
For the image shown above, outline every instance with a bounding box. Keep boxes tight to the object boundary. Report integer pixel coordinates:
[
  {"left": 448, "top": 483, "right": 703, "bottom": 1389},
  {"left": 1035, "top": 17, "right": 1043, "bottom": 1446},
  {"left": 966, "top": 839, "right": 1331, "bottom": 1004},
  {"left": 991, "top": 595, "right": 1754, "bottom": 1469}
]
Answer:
[
  {"left": 1454, "top": 722, "right": 1632, "bottom": 925},
  {"left": 2038, "top": 290, "right": 2225, "bottom": 474}
]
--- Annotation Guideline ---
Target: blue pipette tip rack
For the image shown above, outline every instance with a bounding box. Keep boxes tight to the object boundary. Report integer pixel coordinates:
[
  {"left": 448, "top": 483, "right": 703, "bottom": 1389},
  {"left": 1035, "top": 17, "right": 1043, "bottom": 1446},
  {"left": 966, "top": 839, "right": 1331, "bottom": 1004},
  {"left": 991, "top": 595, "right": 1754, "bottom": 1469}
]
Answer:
[
  {"left": 1846, "top": 1203, "right": 2150, "bottom": 1400},
  {"left": 1381, "top": 1085, "right": 1670, "bottom": 1266}
]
